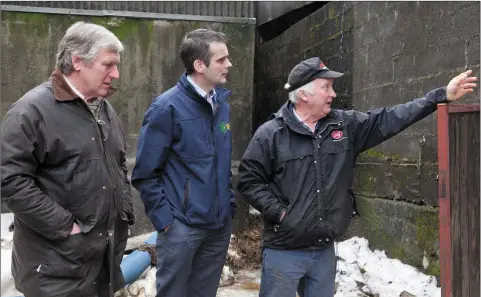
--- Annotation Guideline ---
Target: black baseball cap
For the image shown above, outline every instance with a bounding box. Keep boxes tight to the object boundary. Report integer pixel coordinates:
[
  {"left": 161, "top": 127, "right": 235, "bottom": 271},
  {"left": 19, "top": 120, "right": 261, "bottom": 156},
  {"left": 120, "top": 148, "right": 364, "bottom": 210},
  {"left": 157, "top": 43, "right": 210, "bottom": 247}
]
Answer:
[{"left": 284, "top": 57, "right": 343, "bottom": 92}]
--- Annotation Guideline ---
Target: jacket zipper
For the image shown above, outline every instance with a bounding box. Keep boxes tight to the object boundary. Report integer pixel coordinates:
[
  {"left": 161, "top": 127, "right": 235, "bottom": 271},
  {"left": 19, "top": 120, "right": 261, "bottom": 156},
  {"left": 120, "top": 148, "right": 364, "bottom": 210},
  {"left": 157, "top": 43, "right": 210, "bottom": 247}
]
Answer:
[
  {"left": 194, "top": 90, "right": 224, "bottom": 228},
  {"left": 211, "top": 113, "right": 220, "bottom": 227}
]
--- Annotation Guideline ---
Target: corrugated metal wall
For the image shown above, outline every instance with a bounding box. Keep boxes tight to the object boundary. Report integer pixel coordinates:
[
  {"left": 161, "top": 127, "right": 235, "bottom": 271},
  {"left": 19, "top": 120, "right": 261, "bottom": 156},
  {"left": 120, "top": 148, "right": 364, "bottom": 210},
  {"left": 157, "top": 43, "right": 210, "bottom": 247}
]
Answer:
[{"left": 1, "top": 1, "right": 255, "bottom": 18}]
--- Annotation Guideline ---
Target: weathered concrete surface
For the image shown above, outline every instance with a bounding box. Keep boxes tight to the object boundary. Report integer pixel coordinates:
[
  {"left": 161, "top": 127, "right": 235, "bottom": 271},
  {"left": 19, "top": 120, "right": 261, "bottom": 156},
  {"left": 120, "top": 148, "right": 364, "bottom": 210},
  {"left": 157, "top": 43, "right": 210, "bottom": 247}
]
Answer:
[
  {"left": 340, "top": 195, "right": 440, "bottom": 277},
  {"left": 254, "top": 1, "right": 480, "bottom": 277},
  {"left": 0, "top": 11, "right": 255, "bottom": 235},
  {"left": 354, "top": 150, "right": 439, "bottom": 206}
]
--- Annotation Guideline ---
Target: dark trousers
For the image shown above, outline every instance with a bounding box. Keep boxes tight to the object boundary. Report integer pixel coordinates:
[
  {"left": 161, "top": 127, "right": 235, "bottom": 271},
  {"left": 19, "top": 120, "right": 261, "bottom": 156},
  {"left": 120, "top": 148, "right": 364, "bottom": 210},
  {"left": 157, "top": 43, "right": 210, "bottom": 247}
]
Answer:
[{"left": 155, "top": 218, "right": 232, "bottom": 297}]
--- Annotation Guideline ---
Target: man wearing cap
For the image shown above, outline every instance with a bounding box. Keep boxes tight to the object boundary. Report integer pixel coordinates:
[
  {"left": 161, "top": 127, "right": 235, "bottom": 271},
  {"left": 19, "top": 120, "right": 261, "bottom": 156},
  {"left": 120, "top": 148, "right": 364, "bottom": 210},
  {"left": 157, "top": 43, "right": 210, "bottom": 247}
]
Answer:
[{"left": 237, "top": 57, "right": 477, "bottom": 297}]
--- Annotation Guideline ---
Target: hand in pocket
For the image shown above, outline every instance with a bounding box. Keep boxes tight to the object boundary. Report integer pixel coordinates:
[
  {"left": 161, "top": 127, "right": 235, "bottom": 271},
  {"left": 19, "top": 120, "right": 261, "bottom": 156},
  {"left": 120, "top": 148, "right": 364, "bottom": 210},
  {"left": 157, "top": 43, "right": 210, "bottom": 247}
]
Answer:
[{"left": 70, "top": 223, "right": 81, "bottom": 235}]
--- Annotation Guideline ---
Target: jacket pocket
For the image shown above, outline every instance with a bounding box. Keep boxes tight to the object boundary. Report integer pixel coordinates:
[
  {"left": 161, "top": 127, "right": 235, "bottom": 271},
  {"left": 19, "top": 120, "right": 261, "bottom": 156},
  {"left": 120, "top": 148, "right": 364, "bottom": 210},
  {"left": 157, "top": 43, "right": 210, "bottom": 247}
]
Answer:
[
  {"left": 305, "top": 220, "right": 338, "bottom": 244},
  {"left": 39, "top": 251, "right": 85, "bottom": 279},
  {"left": 276, "top": 158, "right": 310, "bottom": 231},
  {"left": 183, "top": 178, "right": 191, "bottom": 213},
  {"left": 40, "top": 233, "right": 107, "bottom": 278},
  {"left": 278, "top": 194, "right": 299, "bottom": 231},
  {"left": 179, "top": 176, "right": 218, "bottom": 226},
  {"left": 320, "top": 146, "right": 350, "bottom": 178}
]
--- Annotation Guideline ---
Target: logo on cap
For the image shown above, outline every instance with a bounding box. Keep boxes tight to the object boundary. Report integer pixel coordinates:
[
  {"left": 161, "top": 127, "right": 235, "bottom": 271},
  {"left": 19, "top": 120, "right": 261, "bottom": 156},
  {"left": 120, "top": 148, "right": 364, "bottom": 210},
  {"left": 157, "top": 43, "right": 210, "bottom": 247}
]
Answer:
[
  {"left": 331, "top": 130, "right": 343, "bottom": 140},
  {"left": 319, "top": 62, "right": 328, "bottom": 70}
]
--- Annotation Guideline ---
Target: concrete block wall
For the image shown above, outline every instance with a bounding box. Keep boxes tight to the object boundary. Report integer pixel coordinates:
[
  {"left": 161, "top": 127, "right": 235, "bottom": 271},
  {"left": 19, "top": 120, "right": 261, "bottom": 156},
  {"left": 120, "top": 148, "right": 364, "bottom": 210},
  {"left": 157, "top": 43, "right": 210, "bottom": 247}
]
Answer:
[{"left": 254, "top": 1, "right": 480, "bottom": 277}]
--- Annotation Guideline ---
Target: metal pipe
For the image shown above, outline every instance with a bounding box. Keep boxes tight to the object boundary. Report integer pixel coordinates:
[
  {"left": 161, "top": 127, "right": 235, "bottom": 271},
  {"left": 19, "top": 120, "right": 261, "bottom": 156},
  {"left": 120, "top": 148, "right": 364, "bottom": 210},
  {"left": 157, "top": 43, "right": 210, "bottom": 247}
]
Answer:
[{"left": 120, "top": 232, "right": 157, "bottom": 286}]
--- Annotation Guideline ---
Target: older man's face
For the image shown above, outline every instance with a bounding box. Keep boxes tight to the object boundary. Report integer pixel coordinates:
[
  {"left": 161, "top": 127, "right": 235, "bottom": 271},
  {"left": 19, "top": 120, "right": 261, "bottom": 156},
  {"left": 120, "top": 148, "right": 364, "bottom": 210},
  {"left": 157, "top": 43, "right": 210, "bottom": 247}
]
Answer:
[
  {"left": 77, "top": 48, "right": 120, "bottom": 98},
  {"left": 301, "top": 78, "right": 337, "bottom": 119}
]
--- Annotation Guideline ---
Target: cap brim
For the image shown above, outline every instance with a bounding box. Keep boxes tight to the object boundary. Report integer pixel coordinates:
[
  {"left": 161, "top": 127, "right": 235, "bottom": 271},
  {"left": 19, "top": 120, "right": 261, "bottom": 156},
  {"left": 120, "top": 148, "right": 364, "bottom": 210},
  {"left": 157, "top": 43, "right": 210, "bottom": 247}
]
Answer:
[
  {"left": 316, "top": 70, "right": 344, "bottom": 79},
  {"left": 285, "top": 69, "right": 344, "bottom": 91}
]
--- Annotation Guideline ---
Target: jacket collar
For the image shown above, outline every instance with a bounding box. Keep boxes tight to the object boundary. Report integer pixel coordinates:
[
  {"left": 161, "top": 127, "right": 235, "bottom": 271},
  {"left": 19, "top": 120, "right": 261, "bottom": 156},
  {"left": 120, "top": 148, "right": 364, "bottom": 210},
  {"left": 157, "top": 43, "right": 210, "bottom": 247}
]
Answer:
[
  {"left": 177, "top": 72, "right": 231, "bottom": 104},
  {"left": 51, "top": 68, "right": 116, "bottom": 101}
]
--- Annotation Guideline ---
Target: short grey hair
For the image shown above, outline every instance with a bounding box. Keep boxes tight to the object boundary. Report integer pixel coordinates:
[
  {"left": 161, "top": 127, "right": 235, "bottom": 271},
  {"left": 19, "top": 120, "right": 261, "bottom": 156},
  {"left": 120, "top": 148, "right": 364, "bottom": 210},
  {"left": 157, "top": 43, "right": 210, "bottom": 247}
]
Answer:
[
  {"left": 56, "top": 21, "right": 124, "bottom": 75},
  {"left": 288, "top": 81, "right": 315, "bottom": 104}
]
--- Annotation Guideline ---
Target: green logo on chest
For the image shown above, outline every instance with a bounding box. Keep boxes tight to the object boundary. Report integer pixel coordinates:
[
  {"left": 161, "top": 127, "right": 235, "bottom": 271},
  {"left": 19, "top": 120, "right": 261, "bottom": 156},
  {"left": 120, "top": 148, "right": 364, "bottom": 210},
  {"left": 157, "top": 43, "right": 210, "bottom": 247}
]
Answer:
[{"left": 219, "top": 122, "right": 230, "bottom": 133}]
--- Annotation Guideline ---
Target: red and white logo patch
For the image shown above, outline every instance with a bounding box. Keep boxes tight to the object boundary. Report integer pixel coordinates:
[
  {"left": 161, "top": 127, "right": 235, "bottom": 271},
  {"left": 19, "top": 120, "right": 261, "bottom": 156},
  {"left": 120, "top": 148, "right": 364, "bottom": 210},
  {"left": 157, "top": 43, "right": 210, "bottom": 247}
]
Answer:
[{"left": 331, "top": 130, "right": 343, "bottom": 140}]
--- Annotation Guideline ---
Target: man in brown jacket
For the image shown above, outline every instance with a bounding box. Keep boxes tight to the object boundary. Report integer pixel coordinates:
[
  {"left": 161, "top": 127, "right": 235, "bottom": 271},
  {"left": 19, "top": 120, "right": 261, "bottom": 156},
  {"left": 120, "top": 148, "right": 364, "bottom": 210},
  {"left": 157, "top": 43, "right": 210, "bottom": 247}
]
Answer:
[{"left": 1, "top": 21, "right": 134, "bottom": 297}]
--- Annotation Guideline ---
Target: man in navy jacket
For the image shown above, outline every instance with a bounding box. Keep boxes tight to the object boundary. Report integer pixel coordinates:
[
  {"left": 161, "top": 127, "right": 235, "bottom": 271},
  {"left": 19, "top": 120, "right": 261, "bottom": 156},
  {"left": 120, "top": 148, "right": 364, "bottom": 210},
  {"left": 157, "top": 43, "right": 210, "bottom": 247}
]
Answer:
[{"left": 131, "top": 29, "right": 236, "bottom": 297}]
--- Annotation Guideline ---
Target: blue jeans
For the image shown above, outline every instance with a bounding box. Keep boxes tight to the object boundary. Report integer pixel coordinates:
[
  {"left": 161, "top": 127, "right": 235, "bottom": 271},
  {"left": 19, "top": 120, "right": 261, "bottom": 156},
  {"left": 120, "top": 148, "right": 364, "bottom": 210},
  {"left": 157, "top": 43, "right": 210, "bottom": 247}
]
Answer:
[
  {"left": 259, "top": 244, "right": 337, "bottom": 297},
  {"left": 155, "top": 218, "right": 232, "bottom": 297}
]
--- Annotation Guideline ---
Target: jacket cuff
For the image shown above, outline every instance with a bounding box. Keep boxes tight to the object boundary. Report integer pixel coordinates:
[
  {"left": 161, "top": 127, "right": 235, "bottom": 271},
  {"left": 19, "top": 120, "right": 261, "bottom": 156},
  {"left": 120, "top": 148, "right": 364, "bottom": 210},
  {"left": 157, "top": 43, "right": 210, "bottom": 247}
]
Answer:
[
  {"left": 427, "top": 87, "right": 449, "bottom": 104},
  {"left": 120, "top": 207, "right": 136, "bottom": 225},
  {"left": 55, "top": 214, "right": 75, "bottom": 240},
  {"left": 151, "top": 205, "right": 175, "bottom": 232},
  {"left": 74, "top": 218, "right": 94, "bottom": 233}
]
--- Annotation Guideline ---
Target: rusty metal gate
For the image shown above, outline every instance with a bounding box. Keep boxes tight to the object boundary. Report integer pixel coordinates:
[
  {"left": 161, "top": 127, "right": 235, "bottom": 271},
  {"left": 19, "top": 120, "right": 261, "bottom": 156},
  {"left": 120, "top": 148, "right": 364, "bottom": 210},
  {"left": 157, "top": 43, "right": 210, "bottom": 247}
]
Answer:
[{"left": 438, "top": 103, "right": 480, "bottom": 297}]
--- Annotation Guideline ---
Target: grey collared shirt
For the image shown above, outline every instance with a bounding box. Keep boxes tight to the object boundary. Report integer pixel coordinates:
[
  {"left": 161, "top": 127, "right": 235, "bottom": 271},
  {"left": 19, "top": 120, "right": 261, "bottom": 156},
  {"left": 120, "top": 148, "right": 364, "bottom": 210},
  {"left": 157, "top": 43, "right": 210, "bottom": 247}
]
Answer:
[{"left": 186, "top": 75, "right": 217, "bottom": 110}]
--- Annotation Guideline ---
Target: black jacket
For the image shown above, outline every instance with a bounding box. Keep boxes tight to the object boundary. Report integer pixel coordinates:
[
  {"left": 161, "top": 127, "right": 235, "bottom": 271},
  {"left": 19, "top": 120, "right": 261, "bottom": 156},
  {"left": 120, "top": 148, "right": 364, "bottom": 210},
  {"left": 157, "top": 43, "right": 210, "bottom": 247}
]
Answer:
[
  {"left": 0, "top": 69, "right": 135, "bottom": 297},
  {"left": 237, "top": 88, "right": 448, "bottom": 250}
]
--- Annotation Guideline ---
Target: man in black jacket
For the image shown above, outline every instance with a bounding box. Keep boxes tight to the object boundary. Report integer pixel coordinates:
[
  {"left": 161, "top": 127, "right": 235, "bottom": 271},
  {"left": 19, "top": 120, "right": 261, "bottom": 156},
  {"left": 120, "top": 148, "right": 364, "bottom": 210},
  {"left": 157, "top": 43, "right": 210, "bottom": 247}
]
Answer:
[
  {"left": 237, "top": 57, "right": 476, "bottom": 297},
  {"left": 1, "top": 22, "right": 134, "bottom": 297}
]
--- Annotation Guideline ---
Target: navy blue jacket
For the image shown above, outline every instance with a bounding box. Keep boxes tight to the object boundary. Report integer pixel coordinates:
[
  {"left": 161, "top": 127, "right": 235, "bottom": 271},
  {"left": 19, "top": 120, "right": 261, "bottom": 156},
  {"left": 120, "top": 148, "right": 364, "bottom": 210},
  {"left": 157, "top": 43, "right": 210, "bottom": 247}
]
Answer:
[{"left": 132, "top": 73, "right": 236, "bottom": 231}]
